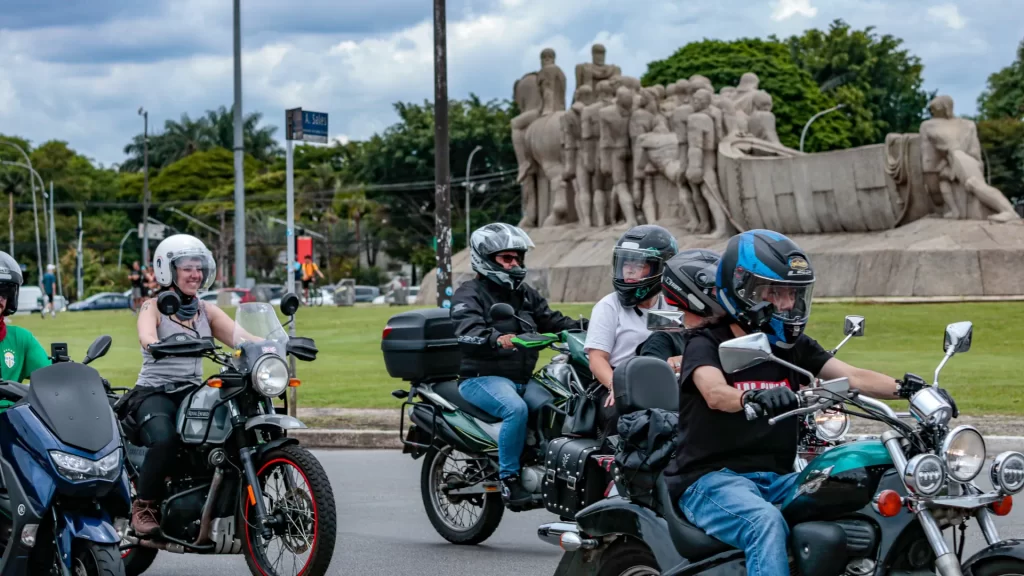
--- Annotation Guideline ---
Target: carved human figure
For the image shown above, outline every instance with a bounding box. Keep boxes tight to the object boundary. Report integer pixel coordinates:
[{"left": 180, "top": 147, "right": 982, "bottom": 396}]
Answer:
[
  {"left": 661, "top": 82, "right": 680, "bottom": 116},
  {"left": 689, "top": 75, "right": 714, "bottom": 93},
  {"left": 714, "top": 94, "right": 746, "bottom": 140},
  {"left": 731, "top": 72, "right": 760, "bottom": 115},
  {"left": 575, "top": 43, "right": 622, "bottom": 101},
  {"left": 537, "top": 48, "right": 567, "bottom": 115},
  {"left": 511, "top": 69, "right": 543, "bottom": 183},
  {"left": 675, "top": 79, "right": 694, "bottom": 106},
  {"left": 599, "top": 86, "right": 639, "bottom": 226},
  {"left": 919, "top": 95, "right": 1020, "bottom": 222},
  {"left": 629, "top": 88, "right": 661, "bottom": 223},
  {"left": 747, "top": 90, "right": 780, "bottom": 144},
  {"left": 668, "top": 102, "right": 699, "bottom": 230},
  {"left": 581, "top": 80, "right": 616, "bottom": 226},
  {"left": 686, "top": 88, "right": 730, "bottom": 237},
  {"left": 719, "top": 86, "right": 737, "bottom": 100},
  {"left": 563, "top": 85, "right": 596, "bottom": 226}
]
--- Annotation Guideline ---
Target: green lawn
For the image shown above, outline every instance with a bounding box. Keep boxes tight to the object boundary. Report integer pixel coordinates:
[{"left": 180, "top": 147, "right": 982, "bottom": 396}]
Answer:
[{"left": 9, "top": 301, "right": 1024, "bottom": 414}]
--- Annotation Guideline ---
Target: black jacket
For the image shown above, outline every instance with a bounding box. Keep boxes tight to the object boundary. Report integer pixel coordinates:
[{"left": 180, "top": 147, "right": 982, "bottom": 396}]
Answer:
[{"left": 451, "top": 277, "right": 587, "bottom": 383}]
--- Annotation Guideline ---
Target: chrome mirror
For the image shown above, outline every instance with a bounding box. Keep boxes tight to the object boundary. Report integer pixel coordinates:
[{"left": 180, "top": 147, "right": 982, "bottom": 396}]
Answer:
[
  {"left": 844, "top": 316, "right": 865, "bottom": 337},
  {"left": 647, "top": 310, "right": 685, "bottom": 332},
  {"left": 943, "top": 321, "right": 973, "bottom": 355},
  {"left": 719, "top": 333, "right": 772, "bottom": 374}
]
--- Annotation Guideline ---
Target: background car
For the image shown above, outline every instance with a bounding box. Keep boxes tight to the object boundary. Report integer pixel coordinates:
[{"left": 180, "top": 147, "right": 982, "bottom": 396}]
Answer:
[{"left": 67, "top": 291, "right": 131, "bottom": 311}]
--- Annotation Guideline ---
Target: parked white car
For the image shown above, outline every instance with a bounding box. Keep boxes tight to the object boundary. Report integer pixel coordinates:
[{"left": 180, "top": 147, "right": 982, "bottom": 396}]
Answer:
[
  {"left": 372, "top": 286, "right": 419, "bottom": 305},
  {"left": 16, "top": 286, "right": 67, "bottom": 314}
]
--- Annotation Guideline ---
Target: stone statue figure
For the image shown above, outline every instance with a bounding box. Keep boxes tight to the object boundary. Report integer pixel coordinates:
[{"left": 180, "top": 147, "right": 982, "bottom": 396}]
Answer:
[
  {"left": 716, "top": 95, "right": 747, "bottom": 138},
  {"left": 719, "top": 86, "right": 737, "bottom": 100},
  {"left": 675, "top": 79, "right": 694, "bottom": 106},
  {"left": 600, "top": 86, "right": 639, "bottom": 226},
  {"left": 574, "top": 43, "right": 622, "bottom": 101},
  {"left": 919, "top": 95, "right": 1019, "bottom": 223},
  {"left": 731, "top": 72, "right": 760, "bottom": 115},
  {"left": 537, "top": 48, "right": 567, "bottom": 115},
  {"left": 687, "top": 88, "right": 730, "bottom": 237},
  {"left": 661, "top": 83, "right": 680, "bottom": 116},
  {"left": 563, "top": 86, "right": 596, "bottom": 226},
  {"left": 747, "top": 90, "right": 780, "bottom": 144},
  {"left": 581, "top": 80, "right": 616, "bottom": 226},
  {"left": 629, "top": 88, "right": 661, "bottom": 223},
  {"left": 689, "top": 75, "right": 714, "bottom": 94},
  {"left": 669, "top": 102, "right": 699, "bottom": 230},
  {"left": 512, "top": 69, "right": 543, "bottom": 183}
]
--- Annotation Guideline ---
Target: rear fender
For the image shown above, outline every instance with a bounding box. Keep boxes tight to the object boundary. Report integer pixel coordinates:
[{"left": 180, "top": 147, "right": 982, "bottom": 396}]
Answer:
[
  {"left": 963, "top": 539, "right": 1024, "bottom": 576},
  {"left": 575, "top": 496, "right": 684, "bottom": 571}
]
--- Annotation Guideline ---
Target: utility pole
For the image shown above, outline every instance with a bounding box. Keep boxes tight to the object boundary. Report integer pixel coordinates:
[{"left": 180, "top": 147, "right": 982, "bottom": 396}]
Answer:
[
  {"left": 232, "top": 0, "right": 246, "bottom": 288},
  {"left": 433, "top": 0, "right": 453, "bottom": 309},
  {"left": 0, "top": 141, "right": 43, "bottom": 287},
  {"left": 76, "top": 212, "right": 83, "bottom": 302},
  {"left": 139, "top": 107, "right": 151, "bottom": 266},
  {"left": 50, "top": 181, "right": 62, "bottom": 303},
  {"left": 465, "top": 145, "right": 482, "bottom": 244}
]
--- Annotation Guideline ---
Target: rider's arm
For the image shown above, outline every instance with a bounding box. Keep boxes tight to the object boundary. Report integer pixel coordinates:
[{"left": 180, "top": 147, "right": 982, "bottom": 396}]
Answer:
[
  {"left": 451, "top": 286, "right": 506, "bottom": 357},
  {"left": 588, "top": 350, "right": 614, "bottom": 389},
  {"left": 818, "top": 357, "right": 900, "bottom": 399},
  {"left": 583, "top": 297, "right": 617, "bottom": 388},
  {"left": 681, "top": 334, "right": 744, "bottom": 413},
  {"left": 137, "top": 299, "right": 160, "bottom": 350},
  {"left": 19, "top": 330, "right": 51, "bottom": 381},
  {"left": 205, "top": 303, "right": 258, "bottom": 345}
]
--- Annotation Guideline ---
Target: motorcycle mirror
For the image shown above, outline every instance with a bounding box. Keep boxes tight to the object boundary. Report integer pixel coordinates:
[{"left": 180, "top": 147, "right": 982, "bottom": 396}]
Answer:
[
  {"left": 83, "top": 335, "right": 112, "bottom": 365},
  {"left": 157, "top": 291, "right": 181, "bottom": 316},
  {"left": 489, "top": 303, "right": 515, "bottom": 321},
  {"left": 718, "top": 333, "right": 773, "bottom": 374},
  {"left": 819, "top": 377, "right": 850, "bottom": 395},
  {"left": 280, "top": 292, "right": 300, "bottom": 317},
  {"left": 843, "top": 315, "right": 865, "bottom": 337},
  {"left": 943, "top": 321, "right": 972, "bottom": 355},
  {"left": 647, "top": 310, "right": 685, "bottom": 332}
]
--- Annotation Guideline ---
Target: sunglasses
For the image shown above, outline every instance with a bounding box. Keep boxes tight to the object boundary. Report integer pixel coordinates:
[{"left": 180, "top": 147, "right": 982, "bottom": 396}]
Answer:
[{"left": 495, "top": 254, "right": 521, "bottom": 265}]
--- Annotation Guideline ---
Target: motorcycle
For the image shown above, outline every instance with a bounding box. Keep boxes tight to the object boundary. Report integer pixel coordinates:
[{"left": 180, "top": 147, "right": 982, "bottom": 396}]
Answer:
[
  {"left": 114, "top": 292, "right": 337, "bottom": 576},
  {"left": 542, "top": 319, "right": 1024, "bottom": 576},
  {"left": 0, "top": 335, "right": 130, "bottom": 576},
  {"left": 384, "top": 302, "right": 604, "bottom": 545}
]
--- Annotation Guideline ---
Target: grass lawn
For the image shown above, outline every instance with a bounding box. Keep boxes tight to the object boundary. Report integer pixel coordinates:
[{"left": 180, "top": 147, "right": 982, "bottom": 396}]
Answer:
[{"left": 9, "top": 301, "right": 1024, "bottom": 414}]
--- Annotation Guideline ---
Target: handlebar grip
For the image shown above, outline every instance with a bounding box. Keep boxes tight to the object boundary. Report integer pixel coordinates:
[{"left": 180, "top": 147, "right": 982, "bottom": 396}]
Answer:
[{"left": 744, "top": 403, "right": 763, "bottom": 421}]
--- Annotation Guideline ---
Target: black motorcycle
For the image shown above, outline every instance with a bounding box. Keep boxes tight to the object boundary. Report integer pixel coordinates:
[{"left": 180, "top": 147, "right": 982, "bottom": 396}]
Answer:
[{"left": 114, "top": 292, "right": 337, "bottom": 576}]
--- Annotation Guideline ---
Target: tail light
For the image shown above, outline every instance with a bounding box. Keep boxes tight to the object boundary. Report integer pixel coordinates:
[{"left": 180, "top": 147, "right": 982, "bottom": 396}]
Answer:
[{"left": 382, "top": 326, "right": 393, "bottom": 339}]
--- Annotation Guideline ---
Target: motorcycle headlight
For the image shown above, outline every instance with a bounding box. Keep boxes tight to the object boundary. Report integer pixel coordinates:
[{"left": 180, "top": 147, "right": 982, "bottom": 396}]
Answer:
[
  {"left": 813, "top": 409, "right": 850, "bottom": 442},
  {"left": 49, "top": 449, "right": 121, "bottom": 482},
  {"left": 252, "top": 355, "right": 289, "bottom": 397},
  {"left": 991, "top": 451, "right": 1024, "bottom": 495},
  {"left": 942, "top": 425, "right": 986, "bottom": 482},
  {"left": 903, "top": 453, "right": 945, "bottom": 496}
]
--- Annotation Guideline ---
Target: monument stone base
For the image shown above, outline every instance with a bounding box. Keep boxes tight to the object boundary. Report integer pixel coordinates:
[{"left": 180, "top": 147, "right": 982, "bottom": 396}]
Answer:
[{"left": 416, "top": 217, "right": 1024, "bottom": 304}]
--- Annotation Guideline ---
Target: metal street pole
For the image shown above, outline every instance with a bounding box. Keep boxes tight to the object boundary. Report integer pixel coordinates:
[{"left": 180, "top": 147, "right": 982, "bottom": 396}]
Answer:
[
  {"left": 464, "top": 145, "right": 482, "bottom": 244},
  {"left": 285, "top": 138, "right": 298, "bottom": 417},
  {"left": 433, "top": 0, "right": 453, "bottom": 309},
  {"left": 51, "top": 181, "right": 62, "bottom": 305},
  {"left": 138, "top": 107, "right": 151, "bottom": 266},
  {"left": 76, "top": 211, "right": 83, "bottom": 302},
  {"left": 232, "top": 0, "right": 247, "bottom": 288},
  {"left": 800, "top": 103, "right": 846, "bottom": 152},
  {"left": 117, "top": 228, "right": 136, "bottom": 270},
  {"left": 0, "top": 141, "right": 43, "bottom": 287}
]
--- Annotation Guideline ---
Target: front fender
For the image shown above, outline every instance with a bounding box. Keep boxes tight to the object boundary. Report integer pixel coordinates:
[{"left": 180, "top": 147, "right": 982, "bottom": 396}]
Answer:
[
  {"left": 56, "top": 512, "right": 120, "bottom": 570},
  {"left": 963, "top": 539, "right": 1024, "bottom": 576},
  {"left": 255, "top": 437, "right": 300, "bottom": 461},
  {"left": 245, "top": 414, "right": 309, "bottom": 431},
  {"left": 576, "top": 496, "right": 684, "bottom": 572}
]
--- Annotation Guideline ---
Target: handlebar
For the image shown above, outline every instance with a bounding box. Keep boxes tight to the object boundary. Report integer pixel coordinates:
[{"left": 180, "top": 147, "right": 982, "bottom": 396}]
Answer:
[{"left": 744, "top": 378, "right": 854, "bottom": 423}]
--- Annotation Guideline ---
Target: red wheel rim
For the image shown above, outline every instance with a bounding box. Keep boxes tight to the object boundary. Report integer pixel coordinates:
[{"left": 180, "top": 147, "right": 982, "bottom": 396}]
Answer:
[{"left": 244, "top": 458, "right": 319, "bottom": 576}]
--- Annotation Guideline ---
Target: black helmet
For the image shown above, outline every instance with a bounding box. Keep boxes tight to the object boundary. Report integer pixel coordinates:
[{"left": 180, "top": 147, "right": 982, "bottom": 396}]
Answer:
[
  {"left": 716, "top": 229, "right": 815, "bottom": 347},
  {"left": 662, "top": 249, "right": 725, "bottom": 318},
  {"left": 612, "top": 225, "right": 678, "bottom": 307},
  {"left": 0, "top": 251, "right": 24, "bottom": 316},
  {"left": 469, "top": 223, "right": 535, "bottom": 291}
]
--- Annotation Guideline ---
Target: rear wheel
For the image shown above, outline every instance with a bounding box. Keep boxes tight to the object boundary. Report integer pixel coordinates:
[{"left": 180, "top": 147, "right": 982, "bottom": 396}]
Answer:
[
  {"left": 420, "top": 445, "right": 503, "bottom": 545},
  {"left": 595, "top": 540, "right": 660, "bottom": 576}
]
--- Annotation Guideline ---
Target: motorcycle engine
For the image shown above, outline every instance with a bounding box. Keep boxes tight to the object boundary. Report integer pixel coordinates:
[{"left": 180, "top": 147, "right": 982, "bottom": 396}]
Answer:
[
  {"left": 521, "top": 465, "right": 545, "bottom": 493},
  {"left": 162, "top": 481, "right": 207, "bottom": 541}
]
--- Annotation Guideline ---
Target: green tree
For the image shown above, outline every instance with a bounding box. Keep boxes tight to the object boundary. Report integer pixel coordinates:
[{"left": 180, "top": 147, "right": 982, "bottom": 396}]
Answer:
[
  {"left": 642, "top": 38, "right": 852, "bottom": 151},
  {"left": 149, "top": 147, "right": 260, "bottom": 204},
  {"left": 978, "top": 39, "right": 1024, "bottom": 121},
  {"left": 782, "top": 19, "right": 932, "bottom": 146},
  {"left": 975, "top": 39, "right": 1024, "bottom": 202}
]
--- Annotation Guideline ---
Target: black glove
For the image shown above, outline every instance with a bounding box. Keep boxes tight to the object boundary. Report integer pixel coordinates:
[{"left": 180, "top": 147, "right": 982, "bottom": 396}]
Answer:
[
  {"left": 896, "top": 373, "right": 928, "bottom": 399},
  {"left": 742, "top": 386, "right": 799, "bottom": 418}
]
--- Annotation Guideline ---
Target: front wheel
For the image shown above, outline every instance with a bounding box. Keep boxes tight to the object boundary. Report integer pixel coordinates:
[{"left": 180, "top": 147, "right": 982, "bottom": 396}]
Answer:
[
  {"left": 968, "top": 558, "right": 1024, "bottom": 576},
  {"left": 420, "top": 445, "right": 504, "bottom": 545},
  {"left": 243, "top": 444, "right": 337, "bottom": 576},
  {"left": 72, "top": 541, "right": 126, "bottom": 576}
]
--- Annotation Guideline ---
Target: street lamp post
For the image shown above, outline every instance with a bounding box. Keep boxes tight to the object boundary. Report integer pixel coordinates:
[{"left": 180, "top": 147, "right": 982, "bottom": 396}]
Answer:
[
  {"left": 139, "top": 107, "right": 151, "bottom": 266},
  {"left": 464, "top": 145, "right": 482, "bottom": 243},
  {"left": 0, "top": 147, "right": 45, "bottom": 287},
  {"left": 800, "top": 104, "right": 846, "bottom": 152}
]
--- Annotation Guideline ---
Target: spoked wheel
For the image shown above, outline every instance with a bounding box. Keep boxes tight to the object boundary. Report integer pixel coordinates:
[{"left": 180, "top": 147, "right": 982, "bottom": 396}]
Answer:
[
  {"left": 420, "top": 445, "right": 503, "bottom": 545},
  {"left": 72, "top": 541, "right": 126, "bottom": 576},
  {"left": 243, "top": 444, "right": 336, "bottom": 576}
]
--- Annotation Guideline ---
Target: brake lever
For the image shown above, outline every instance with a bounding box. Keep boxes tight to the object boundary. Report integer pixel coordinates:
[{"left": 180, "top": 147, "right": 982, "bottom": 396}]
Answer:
[{"left": 768, "top": 398, "right": 833, "bottom": 426}]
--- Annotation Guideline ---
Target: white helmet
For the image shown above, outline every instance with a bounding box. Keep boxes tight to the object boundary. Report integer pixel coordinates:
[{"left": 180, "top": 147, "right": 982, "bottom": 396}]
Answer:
[{"left": 152, "top": 234, "right": 216, "bottom": 291}]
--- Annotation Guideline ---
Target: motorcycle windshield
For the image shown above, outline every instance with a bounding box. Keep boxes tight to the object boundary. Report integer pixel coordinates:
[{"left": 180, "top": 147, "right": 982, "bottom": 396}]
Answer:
[
  {"left": 27, "top": 363, "right": 115, "bottom": 453},
  {"left": 233, "top": 302, "right": 289, "bottom": 353}
]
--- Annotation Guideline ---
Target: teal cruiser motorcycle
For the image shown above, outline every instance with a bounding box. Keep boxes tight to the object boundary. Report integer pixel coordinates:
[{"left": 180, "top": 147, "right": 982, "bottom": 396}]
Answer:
[
  {"left": 384, "top": 303, "right": 604, "bottom": 545},
  {"left": 542, "top": 319, "right": 1024, "bottom": 576}
]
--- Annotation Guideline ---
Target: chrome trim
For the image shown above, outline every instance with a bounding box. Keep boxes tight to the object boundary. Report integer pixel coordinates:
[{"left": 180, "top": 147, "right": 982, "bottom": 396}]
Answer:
[
  {"left": 976, "top": 507, "right": 1002, "bottom": 546},
  {"left": 903, "top": 454, "right": 945, "bottom": 496},
  {"left": 920, "top": 493, "right": 1005, "bottom": 510},
  {"left": 934, "top": 351, "right": 953, "bottom": 388},
  {"left": 859, "top": 396, "right": 899, "bottom": 421},
  {"left": 909, "top": 387, "right": 952, "bottom": 427},
  {"left": 941, "top": 425, "right": 986, "bottom": 482},
  {"left": 991, "top": 451, "right": 1024, "bottom": 495},
  {"left": 918, "top": 510, "right": 962, "bottom": 576},
  {"left": 538, "top": 522, "right": 579, "bottom": 547},
  {"left": 881, "top": 431, "right": 908, "bottom": 477}
]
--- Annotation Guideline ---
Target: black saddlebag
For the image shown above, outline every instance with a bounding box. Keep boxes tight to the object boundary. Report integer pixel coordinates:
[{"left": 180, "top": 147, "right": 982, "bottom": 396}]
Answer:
[{"left": 542, "top": 437, "right": 612, "bottom": 518}]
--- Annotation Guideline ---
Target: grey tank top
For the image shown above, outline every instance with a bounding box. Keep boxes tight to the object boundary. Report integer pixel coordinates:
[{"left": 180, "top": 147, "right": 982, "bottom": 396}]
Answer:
[{"left": 135, "top": 302, "right": 213, "bottom": 388}]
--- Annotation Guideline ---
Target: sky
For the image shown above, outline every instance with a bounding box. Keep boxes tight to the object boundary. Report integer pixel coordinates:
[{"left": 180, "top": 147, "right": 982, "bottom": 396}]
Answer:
[{"left": 1, "top": 0, "right": 1021, "bottom": 168}]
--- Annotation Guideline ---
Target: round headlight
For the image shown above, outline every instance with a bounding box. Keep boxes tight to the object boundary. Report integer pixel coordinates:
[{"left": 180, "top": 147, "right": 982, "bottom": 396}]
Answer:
[
  {"left": 942, "top": 425, "right": 987, "bottom": 482},
  {"left": 991, "top": 452, "right": 1024, "bottom": 495},
  {"left": 814, "top": 409, "right": 850, "bottom": 442},
  {"left": 252, "top": 355, "right": 289, "bottom": 397},
  {"left": 903, "top": 453, "right": 945, "bottom": 496}
]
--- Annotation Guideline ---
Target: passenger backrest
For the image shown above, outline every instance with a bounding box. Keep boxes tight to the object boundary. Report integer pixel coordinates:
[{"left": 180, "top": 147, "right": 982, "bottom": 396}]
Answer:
[{"left": 612, "top": 356, "right": 679, "bottom": 415}]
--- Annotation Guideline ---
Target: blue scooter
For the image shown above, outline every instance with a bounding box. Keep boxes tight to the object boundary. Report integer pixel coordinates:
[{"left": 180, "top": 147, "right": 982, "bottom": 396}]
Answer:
[{"left": 0, "top": 336, "right": 131, "bottom": 576}]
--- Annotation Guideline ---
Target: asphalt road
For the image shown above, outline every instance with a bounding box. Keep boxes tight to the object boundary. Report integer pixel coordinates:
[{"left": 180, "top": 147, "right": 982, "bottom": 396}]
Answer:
[{"left": 144, "top": 449, "right": 1023, "bottom": 576}]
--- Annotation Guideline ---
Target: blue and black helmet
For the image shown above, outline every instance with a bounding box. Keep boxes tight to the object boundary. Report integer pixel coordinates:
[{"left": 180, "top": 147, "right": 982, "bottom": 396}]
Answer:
[
  {"left": 612, "top": 225, "right": 678, "bottom": 308},
  {"left": 716, "top": 230, "right": 815, "bottom": 347}
]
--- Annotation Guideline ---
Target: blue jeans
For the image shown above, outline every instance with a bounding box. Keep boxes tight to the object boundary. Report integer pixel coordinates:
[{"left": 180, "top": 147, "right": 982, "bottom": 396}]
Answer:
[
  {"left": 679, "top": 469, "right": 800, "bottom": 576},
  {"left": 458, "top": 376, "right": 528, "bottom": 480}
]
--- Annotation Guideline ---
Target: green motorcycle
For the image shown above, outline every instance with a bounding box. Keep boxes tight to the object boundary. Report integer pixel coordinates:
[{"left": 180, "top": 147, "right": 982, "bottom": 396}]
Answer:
[{"left": 383, "top": 303, "right": 605, "bottom": 545}]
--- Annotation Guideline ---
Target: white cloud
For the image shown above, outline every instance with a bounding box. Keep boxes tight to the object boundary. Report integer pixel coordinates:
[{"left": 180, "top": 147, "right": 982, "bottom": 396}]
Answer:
[
  {"left": 927, "top": 3, "right": 967, "bottom": 29},
  {"left": 771, "top": 0, "right": 818, "bottom": 21}
]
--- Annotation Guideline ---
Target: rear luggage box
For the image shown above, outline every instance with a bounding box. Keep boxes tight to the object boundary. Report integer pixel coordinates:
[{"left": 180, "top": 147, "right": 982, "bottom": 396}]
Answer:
[{"left": 381, "top": 308, "right": 461, "bottom": 382}]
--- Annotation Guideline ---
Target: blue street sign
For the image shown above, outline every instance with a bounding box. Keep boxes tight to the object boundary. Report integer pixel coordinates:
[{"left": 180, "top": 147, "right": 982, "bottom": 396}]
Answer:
[{"left": 285, "top": 108, "right": 329, "bottom": 143}]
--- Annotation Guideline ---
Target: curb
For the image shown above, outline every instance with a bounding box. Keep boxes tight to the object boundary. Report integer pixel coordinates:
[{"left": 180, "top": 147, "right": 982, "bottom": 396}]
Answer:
[{"left": 293, "top": 429, "right": 1024, "bottom": 454}]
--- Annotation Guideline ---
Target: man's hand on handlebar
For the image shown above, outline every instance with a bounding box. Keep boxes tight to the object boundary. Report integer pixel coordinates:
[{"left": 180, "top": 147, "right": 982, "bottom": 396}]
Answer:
[
  {"left": 497, "top": 334, "right": 515, "bottom": 349},
  {"left": 741, "top": 386, "right": 799, "bottom": 419}
]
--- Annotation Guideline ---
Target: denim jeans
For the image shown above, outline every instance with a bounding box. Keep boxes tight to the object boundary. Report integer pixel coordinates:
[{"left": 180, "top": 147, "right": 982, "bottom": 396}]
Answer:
[
  {"left": 458, "top": 376, "right": 528, "bottom": 479},
  {"left": 679, "top": 469, "right": 801, "bottom": 576}
]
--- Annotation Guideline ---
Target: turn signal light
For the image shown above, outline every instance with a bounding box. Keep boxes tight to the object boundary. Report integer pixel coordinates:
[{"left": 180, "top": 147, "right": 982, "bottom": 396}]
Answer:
[
  {"left": 873, "top": 490, "right": 903, "bottom": 517},
  {"left": 992, "top": 495, "right": 1013, "bottom": 516},
  {"left": 207, "top": 379, "right": 223, "bottom": 388},
  {"left": 289, "top": 378, "right": 301, "bottom": 388}
]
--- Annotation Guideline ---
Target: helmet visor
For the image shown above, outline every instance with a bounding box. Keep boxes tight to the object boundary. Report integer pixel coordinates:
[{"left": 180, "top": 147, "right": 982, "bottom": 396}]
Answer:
[
  {"left": 171, "top": 252, "right": 217, "bottom": 292},
  {"left": 739, "top": 275, "right": 814, "bottom": 323},
  {"left": 613, "top": 248, "right": 665, "bottom": 284}
]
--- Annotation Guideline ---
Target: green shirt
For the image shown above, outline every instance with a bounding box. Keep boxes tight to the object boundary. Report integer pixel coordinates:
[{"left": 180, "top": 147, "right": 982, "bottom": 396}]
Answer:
[{"left": 1, "top": 325, "right": 51, "bottom": 383}]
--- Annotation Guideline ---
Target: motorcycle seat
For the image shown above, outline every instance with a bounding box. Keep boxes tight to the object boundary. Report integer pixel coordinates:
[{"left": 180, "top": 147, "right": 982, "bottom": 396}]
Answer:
[
  {"left": 432, "top": 380, "right": 502, "bottom": 424},
  {"left": 655, "top": 473, "right": 734, "bottom": 561}
]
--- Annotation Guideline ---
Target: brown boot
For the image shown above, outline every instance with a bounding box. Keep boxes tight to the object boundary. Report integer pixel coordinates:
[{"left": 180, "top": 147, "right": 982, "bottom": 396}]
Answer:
[{"left": 131, "top": 499, "right": 160, "bottom": 536}]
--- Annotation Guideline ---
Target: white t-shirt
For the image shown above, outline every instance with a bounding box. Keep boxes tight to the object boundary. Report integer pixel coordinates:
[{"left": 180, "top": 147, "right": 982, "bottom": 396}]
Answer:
[{"left": 584, "top": 292, "right": 676, "bottom": 368}]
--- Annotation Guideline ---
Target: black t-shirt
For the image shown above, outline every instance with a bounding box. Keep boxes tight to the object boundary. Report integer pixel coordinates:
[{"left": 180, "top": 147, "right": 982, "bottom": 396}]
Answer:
[
  {"left": 130, "top": 271, "right": 142, "bottom": 289},
  {"left": 636, "top": 331, "right": 686, "bottom": 360},
  {"left": 665, "top": 322, "right": 833, "bottom": 501}
]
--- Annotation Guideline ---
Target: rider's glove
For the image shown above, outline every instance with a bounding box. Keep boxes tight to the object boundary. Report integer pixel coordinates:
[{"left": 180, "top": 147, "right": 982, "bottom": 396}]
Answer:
[
  {"left": 895, "top": 372, "right": 928, "bottom": 399},
  {"left": 741, "top": 386, "right": 798, "bottom": 418}
]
